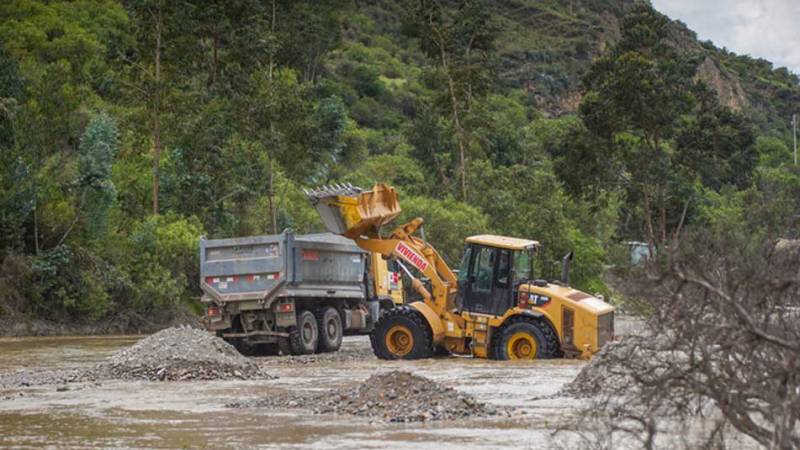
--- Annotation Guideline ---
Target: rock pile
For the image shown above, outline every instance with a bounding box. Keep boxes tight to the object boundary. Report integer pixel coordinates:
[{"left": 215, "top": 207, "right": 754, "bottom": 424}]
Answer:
[
  {"left": 98, "top": 326, "right": 270, "bottom": 381},
  {"left": 257, "top": 345, "right": 373, "bottom": 366},
  {"left": 561, "top": 335, "right": 682, "bottom": 398},
  {"left": 0, "top": 327, "right": 274, "bottom": 388},
  {"left": 232, "top": 370, "right": 506, "bottom": 422},
  {"left": 0, "top": 368, "right": 97, "bottom": 390}
]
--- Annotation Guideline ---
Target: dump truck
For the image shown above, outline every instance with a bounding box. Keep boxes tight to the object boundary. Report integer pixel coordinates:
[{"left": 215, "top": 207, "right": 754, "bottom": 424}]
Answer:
[
  {"left": 306, "top": 183, "right": 614, "bottom": 360},
  {"left": 200, "top": 231, "right": 403, "bottom": 355}
]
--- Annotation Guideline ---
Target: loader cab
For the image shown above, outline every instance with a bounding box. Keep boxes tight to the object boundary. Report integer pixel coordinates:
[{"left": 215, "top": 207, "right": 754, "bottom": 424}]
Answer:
[{"left": 457, "top": 235, "right": 538, "bottom": 316}]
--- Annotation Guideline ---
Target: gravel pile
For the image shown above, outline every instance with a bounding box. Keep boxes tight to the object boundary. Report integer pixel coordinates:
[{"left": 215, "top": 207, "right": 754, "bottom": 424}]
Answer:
[
  {"left": 257, "top": 345, "right": 373, "bottom": 366},
  {"left": 561, "top": 335, "right": 684, "bottom": 398},
  {"left": 98, "top": 326, "right": 270, "bottom": 381},
  {"left": 0, "top": 369, "right": 98, "bottom": 390},
  {"left": 232, "top": 370, "right": 507, "bottom": 422}
]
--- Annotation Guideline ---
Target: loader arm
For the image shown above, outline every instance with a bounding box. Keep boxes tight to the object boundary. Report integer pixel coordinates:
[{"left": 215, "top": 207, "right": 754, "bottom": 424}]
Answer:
[{"left": 306, "top": 184, "right": 464, "bottom": 336}]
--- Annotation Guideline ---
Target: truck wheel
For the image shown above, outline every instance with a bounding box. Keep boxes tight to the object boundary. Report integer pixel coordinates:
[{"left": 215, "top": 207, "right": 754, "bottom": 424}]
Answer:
[
  {"left": 315, "top": 307, "right": 343, "bottom": 353},
  {"left": 288, "top": 310, "right": 318, "bottom": 355},
  {"left": 492, "top": 317, "right": 559, "bottom": 360},
  {"left": 255, "top": 343, "right": 280, "bottom": 356},
  {"left": 278, "top": 337, "right": 292, "bottom": 356},
  {"left": 370, "top": 306, "right": 432, "bottom": 360}
]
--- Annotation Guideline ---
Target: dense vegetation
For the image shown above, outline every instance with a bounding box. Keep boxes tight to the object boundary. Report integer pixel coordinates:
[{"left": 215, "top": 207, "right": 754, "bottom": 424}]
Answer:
[{"left": 1, "top": 0, "right": 798, "bottom": 330}]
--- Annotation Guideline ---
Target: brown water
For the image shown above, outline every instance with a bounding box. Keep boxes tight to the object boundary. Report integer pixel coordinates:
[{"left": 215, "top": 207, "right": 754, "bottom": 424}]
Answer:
[{"left": 0, "top": 335, "right": 587, "bottom": 449}]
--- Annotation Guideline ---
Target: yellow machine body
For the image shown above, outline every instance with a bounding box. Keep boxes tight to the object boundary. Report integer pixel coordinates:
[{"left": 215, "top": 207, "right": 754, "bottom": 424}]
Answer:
[
  {"left": 307, "top": 183, "right": 614, "bottom": 360},
  {"left": 370, "top": 252, "right": 404, "bottom": 305}
]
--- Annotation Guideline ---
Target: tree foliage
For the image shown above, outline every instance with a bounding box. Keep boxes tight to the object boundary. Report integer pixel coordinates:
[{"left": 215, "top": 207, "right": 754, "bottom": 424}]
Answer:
[{"left": 0, "top": 0, "right": 795, "bottom": 343}]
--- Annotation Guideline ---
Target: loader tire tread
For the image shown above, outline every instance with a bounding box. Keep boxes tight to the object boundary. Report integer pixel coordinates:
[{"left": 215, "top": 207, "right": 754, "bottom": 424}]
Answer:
[
  {"left": 491, "top": 315, "right": 561, "bottom": 359},
  {"left": 370, "top": 306, "right": 433, "bottom": 360}
]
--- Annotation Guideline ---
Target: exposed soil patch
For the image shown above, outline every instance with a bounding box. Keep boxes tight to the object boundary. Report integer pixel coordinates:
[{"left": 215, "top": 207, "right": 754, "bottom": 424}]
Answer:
[
  {"left": 0, "top": 307, "right": 200, "bottom": 337},
  {"left": 230, "top": 370, "right": 510, "bottom": 422}
]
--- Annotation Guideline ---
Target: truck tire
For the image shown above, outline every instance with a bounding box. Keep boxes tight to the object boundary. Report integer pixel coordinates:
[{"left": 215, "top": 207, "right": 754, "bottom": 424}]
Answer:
[
  {"left": 278, "top": 337, "right": 292, "bottom": 356},
  {"left": 370, "top": 306, "right": 432, "bottom": 360},
  {"left": 255, "top": 343, "right": 280, "bottom": 356},
  {"left": 491, "top": 317, "right": 560, "bottom": 360},
  {"left": 287, "top": 310, "right": 318, "bottom": 355},
  {"left": 315, "top": 307, "right": 343, "bottom": 353}
]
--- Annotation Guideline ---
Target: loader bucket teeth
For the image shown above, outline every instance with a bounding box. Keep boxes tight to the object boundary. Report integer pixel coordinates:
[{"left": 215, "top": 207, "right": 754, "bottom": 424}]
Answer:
[{"left": 306, "top": 183, "right": 402, "bottom": 238}]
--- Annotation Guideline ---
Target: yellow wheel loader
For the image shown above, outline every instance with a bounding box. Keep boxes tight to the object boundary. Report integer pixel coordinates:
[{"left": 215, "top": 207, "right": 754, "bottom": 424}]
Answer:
[{"left": 306, "top": 183, "right": 614, "bottom": 360}]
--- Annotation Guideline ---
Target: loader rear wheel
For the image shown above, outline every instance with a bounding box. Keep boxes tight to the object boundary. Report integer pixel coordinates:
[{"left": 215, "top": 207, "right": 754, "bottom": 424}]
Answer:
[
  {"left": 370, "top": 306, "right": 432, "bottom": 360},
  {"left": 315, "top": 307, "right": 343, "bottom": 353},
  {"left": 287, "top": 310, "right": 318, "bottom": 355},
  {"left": 492, "top": 317, "right": 560, "bottom": 360}
]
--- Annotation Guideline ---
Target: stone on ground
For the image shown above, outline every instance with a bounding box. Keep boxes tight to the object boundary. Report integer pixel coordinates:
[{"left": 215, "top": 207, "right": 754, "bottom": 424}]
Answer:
[
  {"left": 232, "top": 370, "right": 505, "bottom": 422},
  {"left": 99, "top": 326, "right": 268, "bottom": 381}
]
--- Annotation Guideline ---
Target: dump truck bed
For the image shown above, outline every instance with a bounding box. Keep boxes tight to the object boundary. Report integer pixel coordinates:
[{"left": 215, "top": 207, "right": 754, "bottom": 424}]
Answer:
[{"left": 200, "top": 232, "right": 367, "bottom": 305}]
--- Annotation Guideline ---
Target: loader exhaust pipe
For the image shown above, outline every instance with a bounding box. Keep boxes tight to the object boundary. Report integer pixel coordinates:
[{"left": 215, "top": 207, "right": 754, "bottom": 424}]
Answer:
[{"left": 561, "top": 251, "right": 574, "bottom": 285}]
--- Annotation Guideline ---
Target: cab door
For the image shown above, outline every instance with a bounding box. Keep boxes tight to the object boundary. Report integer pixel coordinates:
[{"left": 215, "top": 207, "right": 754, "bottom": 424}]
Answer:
[{"left": 460, "top": 245, "right": 514, "bottom": 316}]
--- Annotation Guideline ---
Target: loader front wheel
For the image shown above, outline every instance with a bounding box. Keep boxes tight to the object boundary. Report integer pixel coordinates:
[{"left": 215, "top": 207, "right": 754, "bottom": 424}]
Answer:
[{"left": 370, "top": 306, "right": 432, "bottom": 360}]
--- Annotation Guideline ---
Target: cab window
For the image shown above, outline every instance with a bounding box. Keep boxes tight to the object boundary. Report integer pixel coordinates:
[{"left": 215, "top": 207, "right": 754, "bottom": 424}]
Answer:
[
  {"left": 473, "top": 246, "right": 493, "bottom": 292},
  {"left": 458, "top": 246, "right": 471, "bottom": 281},
  {"left": 496, "top": 250, "right": 511, "bottom": 287},
  {"left": 513, "top": 250, "right": 532, "bottom": 284}
]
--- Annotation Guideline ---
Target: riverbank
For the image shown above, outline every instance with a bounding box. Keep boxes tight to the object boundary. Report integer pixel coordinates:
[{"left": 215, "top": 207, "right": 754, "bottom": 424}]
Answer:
[{"left": 0, "top": 308, "right": 200, "bottom": 337}]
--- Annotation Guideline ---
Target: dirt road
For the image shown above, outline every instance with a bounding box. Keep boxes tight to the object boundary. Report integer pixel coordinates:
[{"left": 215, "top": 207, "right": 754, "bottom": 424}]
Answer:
[{"left": 0, "top": 335, "right": 587, "bottom": 449}]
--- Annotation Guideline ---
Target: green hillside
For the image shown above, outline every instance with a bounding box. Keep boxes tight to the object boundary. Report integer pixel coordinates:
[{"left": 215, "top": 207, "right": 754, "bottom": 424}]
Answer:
[{"left": 0, "top": 0, "right": 798, "bottom": 331}]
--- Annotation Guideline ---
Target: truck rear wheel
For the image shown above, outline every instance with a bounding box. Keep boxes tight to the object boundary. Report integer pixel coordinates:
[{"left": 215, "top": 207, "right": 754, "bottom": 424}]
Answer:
[
  {"left": 370, "top": 306, "right": 432, "bottom": 360},
  {"left": 315, "top": 307, "right": 343, "bottom": 353},
  {"left": 287, "top": 310, "right": 318, "bottom": 355},
  {"left": 255, "top": 343, "right": 280, "bottom": 356}
]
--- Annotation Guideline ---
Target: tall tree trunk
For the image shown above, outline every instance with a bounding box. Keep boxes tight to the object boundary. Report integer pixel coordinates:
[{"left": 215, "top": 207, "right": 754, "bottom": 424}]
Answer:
[
  {"left": 643, "top": 187, "right": 656, "bottom": 262},
  {"left": 269, "top": 0, "right": 276, "bottom": 80},
  {"left": 33, "top": 200, "right": 39, "bottom": 255},
  {"left": 152, "top": 6, "right": 162, "bottom": 216},
  {"left": 659, "top": 191, "right": 667, "bottom": 248},
  {"left": 436, "top": 35, "right": 468, "bottom": 201},
  {"left": 266, "top": 0, "right": 278, "bottom": 234},
  {"left": 210, "top": 30, "right": 218, "bottom": 87},
  {"left": 671, "top": 198, "right": 690, "bottom": 250},
  {"left": 267, "top": 157, "right": 277, "bottom": 233}
]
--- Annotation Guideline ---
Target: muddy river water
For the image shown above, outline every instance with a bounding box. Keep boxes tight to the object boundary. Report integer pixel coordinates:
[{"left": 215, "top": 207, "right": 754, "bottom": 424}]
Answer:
[{"left": 0, "top": 334, "right": 595, "bottom": 449}]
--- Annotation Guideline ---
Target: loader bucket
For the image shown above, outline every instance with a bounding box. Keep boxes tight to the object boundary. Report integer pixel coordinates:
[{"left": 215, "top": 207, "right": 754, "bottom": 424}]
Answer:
[{"left": 306, "top": 183, "right": 402, "bottom": 238}]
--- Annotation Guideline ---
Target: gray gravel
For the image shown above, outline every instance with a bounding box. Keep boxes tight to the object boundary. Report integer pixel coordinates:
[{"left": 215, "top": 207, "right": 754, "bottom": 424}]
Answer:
[
  {"left": 0, "top": 369, "right": 98, "bottom": 390},
  {"left": 230, "top": 370, "right": 511, "bottom": 422},
  {"left": 255, "top": 345, "right": 374, "bottom": 366},
  {"left": 97, "top": 326, "right": 271, "bottom": 381},
  {"left": 0, "top": 326, "right": 272, "bottom": 388}
]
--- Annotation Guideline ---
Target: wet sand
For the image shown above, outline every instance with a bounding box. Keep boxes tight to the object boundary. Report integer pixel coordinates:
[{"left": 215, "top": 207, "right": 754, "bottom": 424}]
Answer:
[{"left": 0, "top": 335, "right": 585, "bottom": 449}]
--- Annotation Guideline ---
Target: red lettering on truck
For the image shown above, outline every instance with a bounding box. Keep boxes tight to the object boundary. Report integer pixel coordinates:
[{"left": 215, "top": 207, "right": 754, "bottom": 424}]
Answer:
[{"left": 395, "top": 242, "right": 429, "bottom": 272}]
